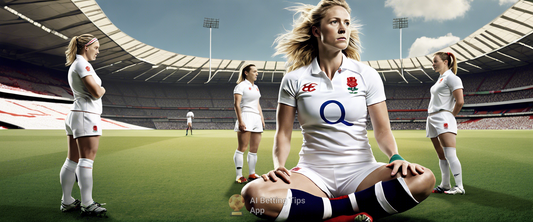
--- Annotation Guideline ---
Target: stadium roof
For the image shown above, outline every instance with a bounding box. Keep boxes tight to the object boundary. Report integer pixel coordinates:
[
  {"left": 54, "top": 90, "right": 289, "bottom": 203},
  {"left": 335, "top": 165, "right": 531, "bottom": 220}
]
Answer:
[{"left": 1, "top": 0, "right": 533, "bottom": 85}]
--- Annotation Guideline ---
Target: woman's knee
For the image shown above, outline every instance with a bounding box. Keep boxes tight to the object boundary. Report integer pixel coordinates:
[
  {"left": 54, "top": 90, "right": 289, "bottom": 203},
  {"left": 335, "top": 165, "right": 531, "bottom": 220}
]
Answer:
[
  {"left": 241, "top": 180, "right": 286, "bottom": 219},
  {"left": 406, "top": 168, "right": 435, "bottom": 202},
  {"left": 241, "top": 180, "right": 270, "bottom": 210}
]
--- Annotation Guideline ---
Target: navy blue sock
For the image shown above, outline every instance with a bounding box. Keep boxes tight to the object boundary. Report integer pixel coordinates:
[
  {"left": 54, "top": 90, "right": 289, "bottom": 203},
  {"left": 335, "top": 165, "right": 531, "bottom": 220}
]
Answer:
[
  {"left": 357, "top": 178, "right": 419, "bottom": 219},
  {"left": 281, "top": 178, "right": 419, "bottom": 221}
]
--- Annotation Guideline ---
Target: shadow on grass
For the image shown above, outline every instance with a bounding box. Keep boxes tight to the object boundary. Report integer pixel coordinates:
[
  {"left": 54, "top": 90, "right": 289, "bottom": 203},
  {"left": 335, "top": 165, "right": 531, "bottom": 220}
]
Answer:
[
  {"left": 376, "top": 214, "right": 434, "bottom": 222},
  {"left": 224, "top": 181, "right": 273, "bottom": 222},
  {"left": 431, "top": 184, "right": 532, "bottom": 212},
  {"left": 0, "top": 205, "right": 112, "bottom": 222},
  {"left": 0, "top": 136, "right": 174, "bottom": 180},
  {"left": 225, "top": 181, "right": 247, "bottom": 199}
]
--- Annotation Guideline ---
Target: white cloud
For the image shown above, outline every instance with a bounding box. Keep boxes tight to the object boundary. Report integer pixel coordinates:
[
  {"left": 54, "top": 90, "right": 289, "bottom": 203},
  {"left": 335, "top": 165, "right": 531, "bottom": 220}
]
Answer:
[
  {"left": 498, "top": 0, "right": 518, "bottom": 6},
  {"left": 385, "top": 0, "right": 473, "bottom": 22},
  {"left": 408, "top": 33, "right": 460, "bottom": 57}
]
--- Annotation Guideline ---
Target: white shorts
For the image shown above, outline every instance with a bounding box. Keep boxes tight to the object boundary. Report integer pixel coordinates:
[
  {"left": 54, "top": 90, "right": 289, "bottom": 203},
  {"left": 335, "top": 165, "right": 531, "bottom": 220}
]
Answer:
[
  {"left": 234, "top": 112, "right": 263, "bottom": 133},
  {"left": 291, "top": 162, "right": 385, "bottom": 198},
  {"left": 65, "top": 111, "right": 102, "bottom": 139},
  {"left": 426, "top": 111, "right": 457, "bottom": 138},
  {"left": 187, "top": 119, "right": 192, "bottom": 124}
]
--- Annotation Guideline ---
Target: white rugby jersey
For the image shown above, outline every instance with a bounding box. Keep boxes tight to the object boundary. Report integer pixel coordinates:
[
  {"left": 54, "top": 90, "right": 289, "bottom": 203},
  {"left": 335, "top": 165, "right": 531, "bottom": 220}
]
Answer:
[
  {"left": 186, "top": 111, "right": 194, "bottom": 121},
  {"left": 234, "top": 79, "right": 261, "bottom": 114},
  {"left": 68, "top": 54, "right": 102, "bottom": 114},
  {"left": 428, "top": 69, "right": 463, "bottom": 114},
  {"left": 279, "top": 54, "right": 386, "bottom": 166}
]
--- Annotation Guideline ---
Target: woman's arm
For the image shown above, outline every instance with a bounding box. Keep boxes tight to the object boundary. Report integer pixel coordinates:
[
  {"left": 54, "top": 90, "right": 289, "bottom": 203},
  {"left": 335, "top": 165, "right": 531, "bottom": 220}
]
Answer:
[
  {"left": 368, "top": 101, "right": 425, "bottom": 176},
  {"left": 234, "top": 94, "right": 246, "bottom": 131},
  {"left": 368, "top": 101, "right": 398, "bottom": 158},
  {"left": 81, "top": 75, "right": 105, "bottom": 99},
  {"left": 262, "top": 103, "right": 296, "bottom": 183},
  {"left": 258, "top": 103, "right": 265, "bottom": 128},
  {"left": 451, "top": 89, "right": 464, "bottom": 116}
]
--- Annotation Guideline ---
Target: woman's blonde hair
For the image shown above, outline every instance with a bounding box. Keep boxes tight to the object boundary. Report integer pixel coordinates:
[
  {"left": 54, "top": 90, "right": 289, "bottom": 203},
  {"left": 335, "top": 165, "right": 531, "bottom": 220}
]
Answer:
[
  {"left": 434, "top": 52, "right": 458, "bottom": 74},
  {"left": 273, "top": 0, "right": 361, "bottom": 72},
  {"left": 65, "top": 34, "right": 96, "bottom": 66},
  {"left": 236, "top": 64, "right": 256, "bottom": 84}
]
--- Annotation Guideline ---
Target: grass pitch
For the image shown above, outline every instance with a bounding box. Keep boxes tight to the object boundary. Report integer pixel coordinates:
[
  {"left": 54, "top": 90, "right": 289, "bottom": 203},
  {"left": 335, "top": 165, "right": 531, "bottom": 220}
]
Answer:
[{"left": 0, "top": 129, "right": 531, "bottom": 221}]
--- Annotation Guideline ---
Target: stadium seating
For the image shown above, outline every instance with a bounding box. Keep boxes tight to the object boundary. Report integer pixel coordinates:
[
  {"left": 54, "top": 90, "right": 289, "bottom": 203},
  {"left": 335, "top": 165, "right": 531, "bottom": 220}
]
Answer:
[
  {"left": 0, "top": 97, "right": 147, "bottom": 130},
  {"left": 1, "top": 57, "right": 532, "bottom": 130}
]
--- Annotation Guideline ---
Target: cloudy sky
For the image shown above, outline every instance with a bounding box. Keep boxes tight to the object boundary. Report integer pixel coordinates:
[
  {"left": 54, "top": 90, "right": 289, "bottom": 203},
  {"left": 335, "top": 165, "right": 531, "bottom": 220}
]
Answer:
[{"left": 94, "top": 0, "right": 519, "bottom": 62}]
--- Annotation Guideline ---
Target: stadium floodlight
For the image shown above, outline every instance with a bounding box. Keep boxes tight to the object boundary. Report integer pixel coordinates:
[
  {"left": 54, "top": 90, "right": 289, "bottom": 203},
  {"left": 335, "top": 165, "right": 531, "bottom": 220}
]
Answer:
[
  {"left": 393, "top": 17, "right": 408, "bottom": 81},
  {"left": 203, "top": 18, "right": 219, "bottom": 82}
]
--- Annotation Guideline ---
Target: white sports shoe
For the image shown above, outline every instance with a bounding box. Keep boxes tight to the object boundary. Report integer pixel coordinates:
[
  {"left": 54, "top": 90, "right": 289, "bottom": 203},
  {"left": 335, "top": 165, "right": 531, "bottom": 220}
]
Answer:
[
  {"left": 81, "top": 201, "right": 107, "bottom": 216},
  {"left": 60, "top": 199, "right": 81, "bottom": 212},
  {"left": 444, "top": 186, "right": 465, "bottom": 195}
]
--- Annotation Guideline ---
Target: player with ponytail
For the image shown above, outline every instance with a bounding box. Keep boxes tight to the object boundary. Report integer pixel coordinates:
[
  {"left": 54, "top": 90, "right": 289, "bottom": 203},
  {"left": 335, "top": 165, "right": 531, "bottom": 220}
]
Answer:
[
  {"left": 427, "top": 51, "right": 465, "bottom": 195},
  {"left": 60, "top": 34, "right": 107, "bottom": 216}
]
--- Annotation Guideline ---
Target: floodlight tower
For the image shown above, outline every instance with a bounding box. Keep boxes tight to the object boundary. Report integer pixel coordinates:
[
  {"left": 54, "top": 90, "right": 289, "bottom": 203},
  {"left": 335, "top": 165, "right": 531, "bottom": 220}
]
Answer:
[
  {"left": 393, "top": 17, "right": 408, "bottom": 78},
  {"left": 203, "top": 18, "right": 219, "bottom": 80}
]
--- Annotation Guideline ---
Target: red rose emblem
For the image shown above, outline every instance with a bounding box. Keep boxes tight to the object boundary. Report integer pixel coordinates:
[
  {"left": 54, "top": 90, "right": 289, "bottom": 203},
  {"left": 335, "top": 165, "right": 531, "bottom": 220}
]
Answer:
[
  {"left": 444, "top": 123, "right": 448, "bottom": 129},
  {"left": 93, "top": 125, "right": 98, "bottom": 131},
  {"left": 347, "top": 77, "right": 358, "bottom": 88},
  {"left": 86, "top": 66, "right": 90, "bottom": 71},
  {"left": 249, "top": 87, "right": 252, "bottom": 90}
]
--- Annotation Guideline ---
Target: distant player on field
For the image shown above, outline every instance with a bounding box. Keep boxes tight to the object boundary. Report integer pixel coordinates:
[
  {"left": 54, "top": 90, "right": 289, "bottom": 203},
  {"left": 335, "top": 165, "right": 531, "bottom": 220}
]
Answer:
[
  {"left": 241, "top": 1, "right": 435, "bottom": 221},
  {"left": 233, "top": 64, "right": 265, "bottom": 184},
  {"left": 60, "top": 34, "right": 107, "bottom": 216},
  {"left": 428, "top": 52, "right": 465, "bottom": 195},
  {"left": 186, "top": 110, "right": 194, "bottom": 136}
]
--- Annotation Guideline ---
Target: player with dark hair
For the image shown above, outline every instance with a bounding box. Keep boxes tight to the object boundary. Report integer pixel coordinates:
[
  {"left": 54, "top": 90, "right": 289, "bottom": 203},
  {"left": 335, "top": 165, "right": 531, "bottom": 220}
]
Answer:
[
  {"left": 428, "top": 52, "right": 465, "bottom": 195},
  {"left": 233, "top": 64, "right": 265, "bottom": 184}
]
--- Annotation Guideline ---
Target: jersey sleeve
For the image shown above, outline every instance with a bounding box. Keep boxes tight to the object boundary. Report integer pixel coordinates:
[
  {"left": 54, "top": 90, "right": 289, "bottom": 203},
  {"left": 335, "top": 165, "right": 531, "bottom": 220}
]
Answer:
[
  {"left": 233, "top": 83, "right": 244, "bottom": 95},
  {"left": 278, "top": 74, "right": 298, "bottom": 107},
  {"left": 73, "top": 60, "right": 94, "bottom": 79},
  {"left": 364, "top": 68, "right": 386, "bottom": 106},
  {"left": 446, "top": 74, "right": 463, "bottom": 92}
]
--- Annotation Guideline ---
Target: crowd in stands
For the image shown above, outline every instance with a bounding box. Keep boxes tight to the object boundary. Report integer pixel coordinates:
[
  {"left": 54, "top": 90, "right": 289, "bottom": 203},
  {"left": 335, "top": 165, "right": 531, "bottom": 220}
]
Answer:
[
  {"left": 458, "top": 116, "right": 533, "bottom": 130},
  {"left": 388, "top": 111, "right": 427, "bottom": 120},
  {"left": 1, "top": 57, "right": 532, "bottom": 130},
  {"left": 464, "top": 90, "right": 532, "bottom": 104},
  {"left": 505, "top": 64, "right": 533, "bottom": 88}
]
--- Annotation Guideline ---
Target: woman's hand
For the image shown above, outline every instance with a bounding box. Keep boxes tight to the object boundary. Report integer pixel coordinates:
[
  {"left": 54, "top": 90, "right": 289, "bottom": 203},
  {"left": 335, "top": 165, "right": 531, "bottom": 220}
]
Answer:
[
  {"left": 238, "top": 122, "right": 246, "bottom": 132},
  {"left": 386, "top": 160, "right": 426, "bottom": 177},
  {"left": 262, "top": 167, "right": 292, "bottom": 184}
]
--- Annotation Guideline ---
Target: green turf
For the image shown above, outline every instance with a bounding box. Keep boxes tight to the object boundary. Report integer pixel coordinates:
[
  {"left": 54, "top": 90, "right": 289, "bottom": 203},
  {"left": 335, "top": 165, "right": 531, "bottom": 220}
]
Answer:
[{"left": 0, "top": 129, "right": 531, "bottom": 221}]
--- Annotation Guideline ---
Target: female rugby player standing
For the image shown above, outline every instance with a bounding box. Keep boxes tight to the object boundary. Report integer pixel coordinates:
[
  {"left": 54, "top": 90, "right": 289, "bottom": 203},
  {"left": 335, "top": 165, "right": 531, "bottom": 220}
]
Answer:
[
  {"left": 186, "top": 109, "right": 194, "bottom": 136},
  {"left": 428, "top": 52, "right": 465, "bottom": 195},
  {"left": 60, "top": 34, "right": 107, "bottom": 216},
  {"left": 233, "top": 64, "right": 265, "bottom": 184}
]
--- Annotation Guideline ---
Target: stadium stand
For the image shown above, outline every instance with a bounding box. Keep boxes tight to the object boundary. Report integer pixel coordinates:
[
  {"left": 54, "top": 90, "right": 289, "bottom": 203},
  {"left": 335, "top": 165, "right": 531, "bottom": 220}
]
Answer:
[
  {"left": 0, "top": 57, "right": 532, "bottom": 130},
  {"left": 0, "top": 97, "right": 148, "bottom": 130},
  {"left": 458, "top": 116, "right": 533, "bottom": 130},
  {"left": 0, "top": 58, "right": 72, "bottom": 98}
]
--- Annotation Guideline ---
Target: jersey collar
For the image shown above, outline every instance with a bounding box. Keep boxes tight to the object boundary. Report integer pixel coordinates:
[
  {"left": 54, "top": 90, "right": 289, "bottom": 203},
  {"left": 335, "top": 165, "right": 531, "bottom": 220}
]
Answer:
[
  {"left": 441, "top": 69, "right": 453, "bottom": 78},
  {"left": 244, "top": 79, "right": 254, "bottom": 86},
  {"left": 311, "top": 53, "right": 359, "bottom": 76},
  {"left": 76, "top": 54, "right": 87, "bottom": 62}
]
